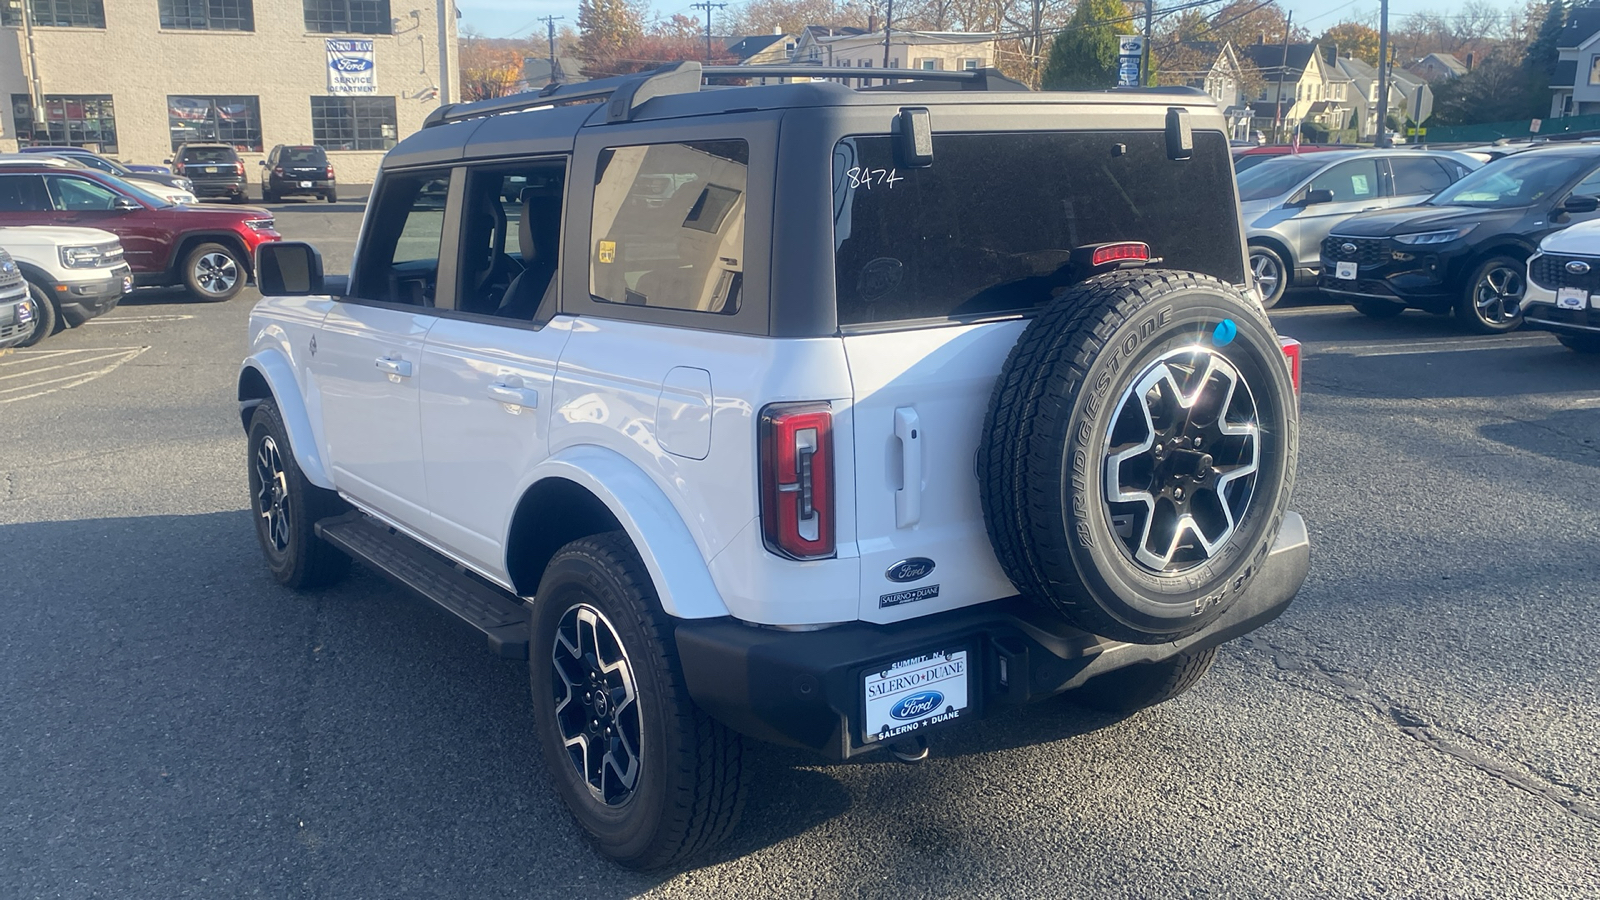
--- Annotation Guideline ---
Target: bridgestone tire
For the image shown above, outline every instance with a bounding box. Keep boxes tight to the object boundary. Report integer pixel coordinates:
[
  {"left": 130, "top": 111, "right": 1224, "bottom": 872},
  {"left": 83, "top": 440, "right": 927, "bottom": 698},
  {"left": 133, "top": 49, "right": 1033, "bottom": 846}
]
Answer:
[
  {"left": 1072, "top": 646, "right": 1218, "bottom": 713},
  {"left": 979, "top": 270, "right": 1298, "bottom": 644},
  {"left": 17, "top": 281, "right": 57, "bottom": 347},
  {"left": 530, "top": 533, "right": 747, "bottom": 870},
  {"left": 1351, "top": 298, "right": 1406, "bottom": 319},
  {"left": 246, "top": 400, "right": 350, "bottom": 589}
]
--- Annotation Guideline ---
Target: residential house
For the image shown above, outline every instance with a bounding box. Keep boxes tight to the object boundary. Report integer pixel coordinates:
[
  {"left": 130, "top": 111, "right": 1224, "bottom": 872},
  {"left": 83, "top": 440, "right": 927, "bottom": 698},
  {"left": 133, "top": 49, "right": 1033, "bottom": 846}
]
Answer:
[
  {"left": 724, "top": 32, "right": 797, "bottom": 65},
  {"left": 1336, "top": 55, "right": 1433, "bottom": 139},
  {"left": 785, "top": 26, "right": 997, "bottom": 85},
  {"left": 1240, "top": 41, "right": 1352, "bottom": 141},
  {"left": 1549, "top": 4, "right": 1600, "bottom": 117},
  {"left": 1406, "top": 52, "right": 1470, "bottom": 82},
  {"left": 1158, "top": 40, "right": 1253, "bottom": 139}
]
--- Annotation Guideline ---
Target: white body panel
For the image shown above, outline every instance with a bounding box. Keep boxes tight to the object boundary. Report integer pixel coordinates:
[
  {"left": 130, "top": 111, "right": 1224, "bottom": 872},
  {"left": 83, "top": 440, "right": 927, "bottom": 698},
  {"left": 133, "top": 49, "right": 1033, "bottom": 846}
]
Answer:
[{"left": 0, "top": 225, "right": 126, "bottom": 287}]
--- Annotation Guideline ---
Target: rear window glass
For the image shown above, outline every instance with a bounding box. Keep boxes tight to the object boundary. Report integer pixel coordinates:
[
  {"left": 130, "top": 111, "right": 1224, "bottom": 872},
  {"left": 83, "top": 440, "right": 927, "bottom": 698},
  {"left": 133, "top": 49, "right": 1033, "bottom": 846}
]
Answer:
[
  {"left": 181, "top": 146, "right": 236, "bottom": 163},
  {"left": 284, "top": 147, "right": 326, "bottom": 165},
  {"left": 590, "top": 140, "right": 748, "bottom": 316},
  {"left": 833, "top": 131, "right": 1244, "bottom": 326}
]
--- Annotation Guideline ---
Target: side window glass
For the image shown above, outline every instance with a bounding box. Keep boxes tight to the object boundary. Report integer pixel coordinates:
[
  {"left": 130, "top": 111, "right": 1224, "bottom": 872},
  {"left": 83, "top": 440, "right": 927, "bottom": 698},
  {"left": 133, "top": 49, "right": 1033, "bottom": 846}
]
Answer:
[
  {"left": 351, "top": 170, "right": 451, "bottom": 306},
  {"left": 455, "top": 163, "right": 566, "bottom": 319},
  {"left": 45, "top": 176, "right": 119, "bottom": 211},
  {"left": 1309, "top": 159, "right": 1379, "bottom": 203},
  {"left": 590, "top": 140, "right": 748, "bottom": 315},
  {"left": 1389, "top": 157, "right": 1453, "bottom": 196},
  {"left": 0, "top": 175, "right": 47, "bottom": 211},
  {"left": 1571, "top": 167, "right": 1600, "bottom": 199}
]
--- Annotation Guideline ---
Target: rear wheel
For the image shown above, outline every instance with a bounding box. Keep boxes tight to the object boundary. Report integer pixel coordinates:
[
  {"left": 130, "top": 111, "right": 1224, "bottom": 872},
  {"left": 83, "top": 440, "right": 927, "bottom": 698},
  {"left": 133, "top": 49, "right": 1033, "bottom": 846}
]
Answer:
[
  {"left": 183, "top": 242, "right": 244, "bottom": 301},
  {"left": 1558, "top": 334, "right": 1600, "bottom": 353},
  {"left": 1072, "top": 647, "right": 1218, "bottom": 712},
  {"left": 263, "top": 186, "right": 279, "bottom": 203},
  {"left": 325, "top": 189, "right": 338, "bottom": 203},
  {"left": 17, "top": 281, "right": 57, "bottom": 347},
  {"left": 1351, "top": 298, "right": 1406, "bottom": 319},
  {"left": 529, "top": 533, "right": 746, "bottom": 870},
  {"left": 1458, "top": 255, "right": 1525, "bottom": 334},
  {"left": 1248, "top": 245, "right": 1288, "bottom": 308}
]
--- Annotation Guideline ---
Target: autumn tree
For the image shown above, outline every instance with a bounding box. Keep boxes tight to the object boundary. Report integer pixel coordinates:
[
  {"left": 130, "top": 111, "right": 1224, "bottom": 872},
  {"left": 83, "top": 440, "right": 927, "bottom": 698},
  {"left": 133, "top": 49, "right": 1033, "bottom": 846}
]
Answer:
[
  {"left": 579, "top": 0, "right": 647, "bottom": 78},
  {"left": 1318, "top": 21, "right": 1380, "bottom": 65},
  {"left": 1040, "top": 0, "right": 1133, "bottom": 91},
  {"left": 459, "top": 32, "right": 531, "bottom": 101}
]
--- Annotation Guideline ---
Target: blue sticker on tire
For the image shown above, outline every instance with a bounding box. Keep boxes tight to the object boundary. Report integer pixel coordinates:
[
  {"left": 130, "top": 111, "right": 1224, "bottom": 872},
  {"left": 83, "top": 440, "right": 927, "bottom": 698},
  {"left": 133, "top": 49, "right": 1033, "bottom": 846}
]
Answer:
[{"left": 1212, "top": 319, "right": 1237, "bottom": 346}]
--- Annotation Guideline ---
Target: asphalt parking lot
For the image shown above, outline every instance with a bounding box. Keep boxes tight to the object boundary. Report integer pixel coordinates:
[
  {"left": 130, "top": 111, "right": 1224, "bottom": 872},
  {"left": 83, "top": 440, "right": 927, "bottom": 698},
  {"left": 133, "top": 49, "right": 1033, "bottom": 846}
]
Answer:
[{"left": 2, "top": 203, "right": 1598, "bottom": 898}]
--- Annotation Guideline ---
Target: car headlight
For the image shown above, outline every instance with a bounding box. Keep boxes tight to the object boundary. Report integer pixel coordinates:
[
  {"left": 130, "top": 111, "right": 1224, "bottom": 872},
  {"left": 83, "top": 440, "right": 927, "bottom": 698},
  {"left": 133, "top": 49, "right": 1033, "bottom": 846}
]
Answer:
[
  {"left": 1394, "top": 226, "right": 1475, "bottom": 245},
  {"left": 180, "top": 178, "right": 194, "bottom": 191},
  {"left": 244, "top": 218, "right": 275, "bottom": 232},
  {"left": 60, "top": 245, "right": 107, "bottom": 268}
]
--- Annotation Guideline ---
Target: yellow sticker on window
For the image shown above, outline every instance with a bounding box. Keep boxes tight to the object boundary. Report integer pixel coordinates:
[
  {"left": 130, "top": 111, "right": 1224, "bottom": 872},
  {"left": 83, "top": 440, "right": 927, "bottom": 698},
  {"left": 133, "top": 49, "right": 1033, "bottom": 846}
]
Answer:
[{"left": 598, "top": 240, "right": 616, "bottom": 264}]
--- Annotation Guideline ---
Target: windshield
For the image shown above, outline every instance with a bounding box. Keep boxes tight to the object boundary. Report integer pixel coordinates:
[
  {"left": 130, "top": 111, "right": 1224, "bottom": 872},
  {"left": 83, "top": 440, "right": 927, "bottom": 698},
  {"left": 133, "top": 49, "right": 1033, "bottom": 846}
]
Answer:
[
  {"left": 1428, "top": 153, "right": 1592, "bottom": 208},
  {"left": 1236, "top": 157, "right": 1333, "bottom": 201}
]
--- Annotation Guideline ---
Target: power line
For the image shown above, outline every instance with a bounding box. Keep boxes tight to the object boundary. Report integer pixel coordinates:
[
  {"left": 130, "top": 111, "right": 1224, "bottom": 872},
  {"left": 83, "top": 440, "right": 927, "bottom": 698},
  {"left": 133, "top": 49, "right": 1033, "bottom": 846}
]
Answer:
[{"left": 690, "top": 1, "right": 727, "bottom": 62}]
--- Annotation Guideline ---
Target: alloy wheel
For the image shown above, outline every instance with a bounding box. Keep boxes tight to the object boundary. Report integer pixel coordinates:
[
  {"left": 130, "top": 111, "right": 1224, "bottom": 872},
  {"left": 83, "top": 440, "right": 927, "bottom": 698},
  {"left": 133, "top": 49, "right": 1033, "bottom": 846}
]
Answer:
[
  {"left": 551, "top": 603, "right": 642, "bottom": 806},
  {"left": 1103, "top": 346, "right": 1260, "bottom": 573},
  {"left": 1473, "top": 264, "right": 1524, "bottom": 327},
  {"left": 254, "top": 435, "right": 291, "bottom": 554},
  {"left": 1249, "top": 251, "right": 1282, "bottom": 303},
  {"left": 195, "top": 252, "right": 239, "bottom": 297}
]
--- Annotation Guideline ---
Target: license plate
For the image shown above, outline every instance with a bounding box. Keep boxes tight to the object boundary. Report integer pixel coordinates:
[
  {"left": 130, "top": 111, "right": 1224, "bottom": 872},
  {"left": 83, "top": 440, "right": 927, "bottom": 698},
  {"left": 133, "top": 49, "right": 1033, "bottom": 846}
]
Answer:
[
  {"left": 206, "top": 166, "right": 218, "bottom": 173},
  {"left": 299, "top": 181, "right": 313, "bottom": 188},
  {"left": 17, "top": 300, "right": 31, "bottom": 323},
  {"left": 862, "top": 649, "right": 970, "bottom": 743},
  {"left": 1558, "top": 287, "right": 1589, "bottom": 309},
  {"left": 1336, "top": 261, "right": 1358, "bottom": 280},
  {"left": 121, "top": 274, "right": 133, "bottom": 294}
]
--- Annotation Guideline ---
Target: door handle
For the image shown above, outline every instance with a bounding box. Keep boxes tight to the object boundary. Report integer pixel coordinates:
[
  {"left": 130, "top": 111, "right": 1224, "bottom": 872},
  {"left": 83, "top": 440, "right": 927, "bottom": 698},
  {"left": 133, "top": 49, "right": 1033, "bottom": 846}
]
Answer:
[
  {"left": 894, "top": 407, "right": 921, "bottom": 528},
  {"left": 488, "top": 382, "right": 538, "bottom": 409},
  {"left": 1362, "top": 206, "right": 1381, "bottom": 211},
  {"left": 375, "top": 356, "right": 412, "bottom": 377}
]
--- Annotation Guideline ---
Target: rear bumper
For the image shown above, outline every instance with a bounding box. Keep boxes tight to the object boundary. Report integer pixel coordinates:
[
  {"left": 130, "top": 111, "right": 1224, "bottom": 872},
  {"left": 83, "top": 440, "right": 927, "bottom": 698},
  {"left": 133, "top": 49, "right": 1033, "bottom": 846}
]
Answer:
[
  {"left": 191, "top": 179, "right": 246, "bottom": 197},
  {"left": 270, "top": 177, "right": 334, "bottom": 194},
  {"left": 677, "top": 511, "right": 1310, "bottom": 760}
]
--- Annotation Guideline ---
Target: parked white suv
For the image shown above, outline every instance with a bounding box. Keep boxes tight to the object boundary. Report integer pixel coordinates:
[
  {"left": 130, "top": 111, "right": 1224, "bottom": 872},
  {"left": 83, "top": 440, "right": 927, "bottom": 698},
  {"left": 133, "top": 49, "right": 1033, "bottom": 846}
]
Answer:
[
  {"left": 239, "top": 64, "right": 1310, "bottom": 869},
  {"left": 0, "top": 225, "right": 130, "bottom": 343}
]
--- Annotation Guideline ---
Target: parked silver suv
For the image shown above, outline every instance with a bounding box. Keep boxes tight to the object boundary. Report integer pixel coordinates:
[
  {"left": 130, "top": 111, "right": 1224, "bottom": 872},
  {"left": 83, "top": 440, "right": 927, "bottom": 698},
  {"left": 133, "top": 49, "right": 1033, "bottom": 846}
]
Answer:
[{"left": 1240, "top": 149, "right": 1480, "bottom": 306}]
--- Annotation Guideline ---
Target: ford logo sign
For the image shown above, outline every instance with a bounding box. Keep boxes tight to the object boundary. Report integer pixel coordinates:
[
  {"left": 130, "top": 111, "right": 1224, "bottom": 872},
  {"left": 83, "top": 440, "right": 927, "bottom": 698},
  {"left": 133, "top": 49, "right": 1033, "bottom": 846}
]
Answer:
[
  {"left": 885, "top": 557, "right": 935, "bottom": 583},
  {"left": 332, "top": 56, "right": 374, "bottom": 73},
  {"left": 889, "top": 691, "right": 944, "bottom": 720},
  {"left": 1567, "top": 260, "right": 1592, "bottom": 275},
  {"left": 1340, "top": 242, "right": 1357, "bottom": 254}
]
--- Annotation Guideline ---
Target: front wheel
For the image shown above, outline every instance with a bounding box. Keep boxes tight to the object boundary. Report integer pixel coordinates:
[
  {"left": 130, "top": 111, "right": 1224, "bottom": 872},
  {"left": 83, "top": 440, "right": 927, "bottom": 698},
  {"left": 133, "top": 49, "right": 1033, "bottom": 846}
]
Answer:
[
  {"left": 1072, "top": 646, "right": 1218, "bottom": 712},
  {"left": 183, "top": 242, "right": 244, "bottom": 301},
  {"left": 1248, "top": 245, "right": 1289, "bottom": 308},
  {"left": 1458, "top": 255, "right": 1525, "bottom": 334},
  {"left": 246, "top": 400, "right": 350, "bottom": 589},
  {"left": 529, "top": 533, "right": 746, "bottom": 870},
  {"left": 17, "top": 281, "right": 57, "bottom": 347}
]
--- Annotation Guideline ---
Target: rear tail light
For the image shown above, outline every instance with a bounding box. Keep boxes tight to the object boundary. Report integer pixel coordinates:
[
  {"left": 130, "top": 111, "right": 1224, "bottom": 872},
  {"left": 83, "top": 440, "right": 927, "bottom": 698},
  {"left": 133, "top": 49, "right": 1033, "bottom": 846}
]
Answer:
[
  {"left": 235, "top": 162, "right": 245, "bottom": 176},
  {"left": 1090, "top": 242, "right": 1151, "bottom": 266},
  {"left": 325, "top": 165, "right": 335, "bottom": 180},
  {"left": 1279, "top": 337, "right": 1302, "bottom": 395},
  {"left": 759, "top": 402, "right": 835, "bottom": 560},
  {"left": 172, "top": 163, "right": 185, "bottom": 175},
  {"left": 273, "top": 167, "right": 284, "bottom": 175}
]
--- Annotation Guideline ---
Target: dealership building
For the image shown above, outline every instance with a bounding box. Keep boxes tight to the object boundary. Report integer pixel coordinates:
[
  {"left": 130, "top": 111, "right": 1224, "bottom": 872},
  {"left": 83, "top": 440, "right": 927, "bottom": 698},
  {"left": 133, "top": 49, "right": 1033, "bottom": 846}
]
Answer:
[{"left": 0, "top": 1, "right": 459, "bottom": 184}]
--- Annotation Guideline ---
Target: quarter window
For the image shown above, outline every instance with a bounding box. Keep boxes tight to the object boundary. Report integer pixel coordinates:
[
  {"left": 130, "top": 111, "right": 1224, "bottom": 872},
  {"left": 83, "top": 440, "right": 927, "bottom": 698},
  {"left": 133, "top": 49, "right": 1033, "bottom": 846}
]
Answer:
[
  {"left": 1388, "top": 157, "right": 1454, "bottom": 197},
  {"left": 0, "top": 175, "right": 49, "bottom": 212},
  {"left": 311, "top": 97, "right": 398, "bottom": 151},
  {"left": 167, "top": 96, "right": 263, "bottom": 151},
  {"left": 160, "top": 0, "right": 253, "bottom": 30},
  {"left": 10, "top": 94, "right": 118, "bottom": 154},
  {"left": 351, "top": 171, "right": 451, "bottom": 305},
  {"left": 1, "top": 0, "right": 105, "bottom": 27},
  {"left": 590, "top": 140, "right": 749, "bottom": 316},
  {"left": 1308, "top": 159, "right": 1380, "bottom": 202},
  {"left": 303, "top": 0, "right": 391, "bottom": 34}
]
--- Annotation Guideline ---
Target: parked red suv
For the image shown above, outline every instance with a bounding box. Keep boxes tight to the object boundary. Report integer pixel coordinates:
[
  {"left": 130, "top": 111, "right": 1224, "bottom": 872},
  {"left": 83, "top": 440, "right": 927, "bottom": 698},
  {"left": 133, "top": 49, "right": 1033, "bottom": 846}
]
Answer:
[{"left": 0, "top": 162, "right": 279, "bottom": 301}]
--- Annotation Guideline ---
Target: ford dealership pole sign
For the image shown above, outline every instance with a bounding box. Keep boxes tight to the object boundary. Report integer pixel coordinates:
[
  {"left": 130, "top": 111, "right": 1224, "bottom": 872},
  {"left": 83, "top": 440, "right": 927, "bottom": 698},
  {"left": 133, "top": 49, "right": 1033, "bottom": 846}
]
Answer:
[{"left": 327, "top": 39, "right": 376, "bottom": 95}]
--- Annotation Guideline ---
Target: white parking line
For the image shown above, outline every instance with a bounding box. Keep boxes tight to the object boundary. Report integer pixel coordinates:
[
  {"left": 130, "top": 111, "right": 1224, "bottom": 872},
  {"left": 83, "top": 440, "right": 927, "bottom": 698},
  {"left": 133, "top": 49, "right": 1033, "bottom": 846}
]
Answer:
[
  {"left": 1313, "top": 335, "right": 1556, "bottom": 357},
  {"left": 1269, "top": 305, "right": 1356, "bottom": 317},
  {"left": 83, "top": 314, "right": 195, "bottom": 326},
  {"left": 0, "top": 346, "right": 148, "bottom": 403}
]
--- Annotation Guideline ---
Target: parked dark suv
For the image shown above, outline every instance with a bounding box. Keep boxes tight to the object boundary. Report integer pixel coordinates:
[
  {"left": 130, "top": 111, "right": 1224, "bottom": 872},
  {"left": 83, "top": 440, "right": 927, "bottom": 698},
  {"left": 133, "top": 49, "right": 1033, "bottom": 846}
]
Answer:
[
  {"left": 260, "top": 144, "right": 337, "bottom": 203},
  {"left": 170, "top": 143, "right": 248, "bottom": 202},
  {"left": 0, "top": 163, "right": 279, "bottom": 300}
]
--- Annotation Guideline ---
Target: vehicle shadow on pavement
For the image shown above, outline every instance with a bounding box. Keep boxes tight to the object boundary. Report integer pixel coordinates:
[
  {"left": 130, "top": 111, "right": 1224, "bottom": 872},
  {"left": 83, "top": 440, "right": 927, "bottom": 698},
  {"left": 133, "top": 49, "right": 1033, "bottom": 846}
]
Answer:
[{"left": 1479, "top": 407, "right": 1600, "bottom": 468}]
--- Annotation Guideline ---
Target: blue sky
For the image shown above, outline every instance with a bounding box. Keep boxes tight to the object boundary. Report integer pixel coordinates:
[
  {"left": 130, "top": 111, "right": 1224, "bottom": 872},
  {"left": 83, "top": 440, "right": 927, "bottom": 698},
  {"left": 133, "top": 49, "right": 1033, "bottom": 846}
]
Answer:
[{"left": 454, "top": 0, "right": 1527, "bottom": 41}]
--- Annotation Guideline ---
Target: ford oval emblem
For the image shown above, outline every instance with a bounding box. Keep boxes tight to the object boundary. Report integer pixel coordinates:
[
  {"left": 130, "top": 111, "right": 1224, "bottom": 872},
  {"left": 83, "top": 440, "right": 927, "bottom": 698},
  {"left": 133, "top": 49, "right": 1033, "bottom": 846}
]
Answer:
[
  {"left": 889, "top": 691, "right": 944, "bottom": 720},
  {"left": 885, "top": 557, "right": 935, "bottom": 583},
  {"left": 1567, "top": 260, "right": 1592, "bottom": 275},
  {"left": 1340, "top": 242, "right": 1357, "bottom": 254}
]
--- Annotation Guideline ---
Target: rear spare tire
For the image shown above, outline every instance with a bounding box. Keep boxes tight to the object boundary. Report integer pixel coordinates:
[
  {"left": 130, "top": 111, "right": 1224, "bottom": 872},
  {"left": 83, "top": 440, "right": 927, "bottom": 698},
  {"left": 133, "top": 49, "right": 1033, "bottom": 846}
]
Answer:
[{"left": 980, "top": 270, "right": 1298, "bottom": 644}]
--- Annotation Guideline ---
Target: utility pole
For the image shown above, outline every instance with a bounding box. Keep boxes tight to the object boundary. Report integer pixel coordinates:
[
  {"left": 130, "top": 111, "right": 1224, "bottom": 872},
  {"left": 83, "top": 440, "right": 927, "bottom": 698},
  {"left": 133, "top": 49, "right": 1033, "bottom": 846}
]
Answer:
[
  {"left": 540, "top": 14, "right": 564, "bottom": 82},
  {"left": 436, "top": 0, "right": 453, "bottom": 104},
  {"left": 1375, "top": 0, "right": 1391, "bottom": 147},
  {"left": 20, "top": 0, "right": 45, "bottom": 136},
  {"left": 691, "top": 1, "right": 726, "bottom": 63},
  {"left": 1274, "top": 10, "right": 1293, "bottom": 144},
  {"left": 1143, "top": 0, "right": 1154, "bottom": 88},
  {"left": 883, "top": 0, "right": 893, "bottom": 72}
]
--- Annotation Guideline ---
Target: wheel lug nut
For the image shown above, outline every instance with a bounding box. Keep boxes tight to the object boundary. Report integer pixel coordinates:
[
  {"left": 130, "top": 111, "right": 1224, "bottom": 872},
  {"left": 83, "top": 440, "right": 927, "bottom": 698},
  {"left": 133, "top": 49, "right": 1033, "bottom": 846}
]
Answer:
[
  {"left": 1193, "top": 436, "right": 1202, "bottom": 447},
  {"left": 1175, "top": 487, "right": 1184, "bottom": 500}
]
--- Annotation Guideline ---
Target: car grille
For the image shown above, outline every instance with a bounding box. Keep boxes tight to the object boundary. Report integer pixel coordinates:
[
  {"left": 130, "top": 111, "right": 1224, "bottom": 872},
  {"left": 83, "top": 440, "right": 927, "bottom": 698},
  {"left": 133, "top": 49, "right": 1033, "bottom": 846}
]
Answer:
[
  {"left": 0, "top": 318, "right": 28, "bottom": 341},
  {"left": 1322, "top": 236, "right": 1389, "bottom": 268},
  {"left": 1529, "top": 254, "right": 1600, "bottom": 292},
  {"left": 0, "top": 248, "right": 25, "bottom": 294}
]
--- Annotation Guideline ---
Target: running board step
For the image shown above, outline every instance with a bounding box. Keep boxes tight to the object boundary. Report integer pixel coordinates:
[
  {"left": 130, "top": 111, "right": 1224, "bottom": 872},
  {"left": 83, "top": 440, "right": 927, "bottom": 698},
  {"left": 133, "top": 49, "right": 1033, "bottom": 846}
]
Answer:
[{"left": 315, "top": 512, "right": 529, "bottom": 660}]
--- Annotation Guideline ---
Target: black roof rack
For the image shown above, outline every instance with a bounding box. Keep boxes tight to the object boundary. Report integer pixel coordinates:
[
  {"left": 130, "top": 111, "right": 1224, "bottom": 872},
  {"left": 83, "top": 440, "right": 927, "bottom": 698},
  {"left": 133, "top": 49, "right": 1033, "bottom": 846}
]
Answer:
[{"left": 422, "top": 60, "right": 1034, "bottom": 130}]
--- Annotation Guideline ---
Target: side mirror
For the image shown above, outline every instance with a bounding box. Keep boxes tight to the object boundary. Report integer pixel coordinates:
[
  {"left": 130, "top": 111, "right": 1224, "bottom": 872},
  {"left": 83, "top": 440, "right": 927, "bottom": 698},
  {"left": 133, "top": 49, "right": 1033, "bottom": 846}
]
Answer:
[
  {"left": 163, "top": 158, "right": 173, "bottom": 165},
  {"left": 258, "top": 160, "right": 268, "bottom": 167},
  {"left": 257, "top": 241, "right": 325, "bottom": 296},
  {"left": 112, "top": 197, "right": 140, "bottom": 211},
  {"left": 1563, "top": 195, "right": 1599, "bottom": 214},
  {"left": 1303, "top": 188, "right": 1336, "bottom": 206}
]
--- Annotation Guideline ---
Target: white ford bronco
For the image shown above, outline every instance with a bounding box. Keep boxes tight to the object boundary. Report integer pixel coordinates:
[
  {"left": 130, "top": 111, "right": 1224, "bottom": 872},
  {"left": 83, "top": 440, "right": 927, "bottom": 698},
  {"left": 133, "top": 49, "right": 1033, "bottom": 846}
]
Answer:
[{"left": 240, "top": 63, "right": 1309, "bottom": 869}]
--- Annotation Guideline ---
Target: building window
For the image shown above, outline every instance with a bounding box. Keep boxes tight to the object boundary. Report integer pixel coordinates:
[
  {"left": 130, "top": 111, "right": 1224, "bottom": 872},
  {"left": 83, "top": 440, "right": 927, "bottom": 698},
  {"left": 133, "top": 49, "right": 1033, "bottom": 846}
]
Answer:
[
  {"left": 962, "top": 58, "right": 983, "bottom": 71},
  {"left": 311, "top": 96, "right": 398, "bottom": 150},
  {"left": 1590, "top": 56, "right": 1600, "bottom": 86},
  {"left": 303, "top": 0, "right": 391, "bottom": 34},
  {"left": 160, "top": 0, "right": 254, "bottom": 30},
  {"left": 10, "top": 94, "right": 117, "bottom": 153},
  {"left": 167, "top": 96, "right": 262, "bottom": 151},
  {"left": 918, "top": 58, "right": 938, "bottom": 70},
  {"left": 2, "top": 0, "right": 106, "bottom": 27}
]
